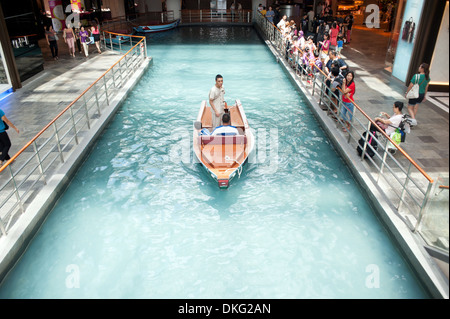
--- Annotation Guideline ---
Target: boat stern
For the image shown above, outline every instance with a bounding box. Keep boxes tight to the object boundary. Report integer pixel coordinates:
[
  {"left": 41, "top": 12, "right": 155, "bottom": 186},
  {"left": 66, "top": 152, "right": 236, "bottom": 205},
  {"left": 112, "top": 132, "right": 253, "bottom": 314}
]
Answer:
[{"left": 218, "top": 179, "right": 229, "bottom": 189}]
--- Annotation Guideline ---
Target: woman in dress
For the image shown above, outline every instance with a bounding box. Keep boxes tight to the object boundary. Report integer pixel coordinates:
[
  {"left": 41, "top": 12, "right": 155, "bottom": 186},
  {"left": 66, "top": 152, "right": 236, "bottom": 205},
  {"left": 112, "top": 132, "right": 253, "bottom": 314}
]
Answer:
[{"left": 329, "top": 22, "right": 339, "bottom": 51}]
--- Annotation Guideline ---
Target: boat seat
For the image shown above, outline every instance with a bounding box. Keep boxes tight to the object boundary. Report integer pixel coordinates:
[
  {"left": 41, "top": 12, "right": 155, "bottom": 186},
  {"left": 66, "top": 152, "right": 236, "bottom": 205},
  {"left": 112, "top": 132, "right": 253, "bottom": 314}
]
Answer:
[
  {"left": 199, "top": 135, "right": 247, "bottom": 145},
  {"left": 202, "top": 106, "right": 213, "bottom": 128},
  {"left": 229, "top": 106, "right": 245, "bottom": 127}
]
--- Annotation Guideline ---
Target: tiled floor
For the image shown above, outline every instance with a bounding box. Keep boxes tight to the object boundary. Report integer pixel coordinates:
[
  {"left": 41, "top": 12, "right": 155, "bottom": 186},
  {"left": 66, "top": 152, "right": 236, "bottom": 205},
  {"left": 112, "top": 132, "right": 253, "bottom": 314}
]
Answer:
[
  {"left": 1, "top": 37, "right": 122, "bottom": 163},
  {"left": 341, "top": 26, "right": 449, "bottom": 177}
]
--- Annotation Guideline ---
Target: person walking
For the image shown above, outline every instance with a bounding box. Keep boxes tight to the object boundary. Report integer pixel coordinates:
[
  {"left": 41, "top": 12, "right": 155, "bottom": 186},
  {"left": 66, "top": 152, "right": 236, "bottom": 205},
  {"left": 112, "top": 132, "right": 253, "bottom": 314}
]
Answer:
[
  {"left": 345, "top": 15, "right": 353, "bottom": 44},
  {"left": 74, "top": 26, "right": 82, "bottom": 54},
  {"left": 0, "top": 109, "right": 20, "bottom": 167},
  {"left": 79, "top": 26, "right": 90, "bottom": 57},
  {"left": 405, "top": 63, "right": 430, "bottom": 126},
  {"left": 63, "top": 23, "right": 76, "bottom": 57},
  {"left": 91, "top": 23, "right": 101, "bottom": 54},
  {"left": 45, "top": 25, "right": 59, "bottom": 60}
]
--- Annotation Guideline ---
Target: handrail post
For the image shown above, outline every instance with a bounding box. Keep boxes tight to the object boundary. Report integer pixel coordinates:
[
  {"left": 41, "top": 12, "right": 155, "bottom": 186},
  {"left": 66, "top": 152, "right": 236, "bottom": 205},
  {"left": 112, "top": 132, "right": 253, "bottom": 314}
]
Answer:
[
  {"left": 312, "top": 73, "right": 316, "bottom": 96},
  {"left": 9, "top": 165, "right": 25, "bottom": 214},
  {"left": 360, "top": 121, "right": 372, "bottom": 160},
  {"left": 93, "top": 83, "right": 101, "bottom": 116},
  {"left": 109, "top": 33, "right": 113, "bottom": 51},
  {"left": 83, "top": 94, "right": 91, "bottom": 129},
  {"left": 104, "top": 76, "right": 110, "bottom": 106},
  {"left": 111, "top": 65, "right": 117, "bottom": 88},
  {"left": 144, "top": 37, "right": 147, "bottom": 58},
  {"left": 397, "top": 162, "right": 413, "bottom": 211},
  {"left": 32, "top": 140, "right": 46, "bottom": 184},
  {"left": 414, "top": 181, "right": 434, "bottom": 232},
  {"left": 0, "top": 216, "right": 6, "bottom": 236},
  {"left": 53, "top": 122, "right": 64, "bottom": 163},
  {"left": 69, "top": 107, "right": 79, "bottom": 145},
  {"left": 378, "top": 139, "right": 390, "bottom": 179}
]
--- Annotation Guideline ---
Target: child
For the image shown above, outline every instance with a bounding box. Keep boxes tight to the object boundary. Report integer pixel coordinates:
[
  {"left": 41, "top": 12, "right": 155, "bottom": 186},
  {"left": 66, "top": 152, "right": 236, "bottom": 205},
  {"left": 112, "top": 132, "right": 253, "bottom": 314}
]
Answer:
[{"left": 337, "top": 36, "right": 344, "bottom": 56}]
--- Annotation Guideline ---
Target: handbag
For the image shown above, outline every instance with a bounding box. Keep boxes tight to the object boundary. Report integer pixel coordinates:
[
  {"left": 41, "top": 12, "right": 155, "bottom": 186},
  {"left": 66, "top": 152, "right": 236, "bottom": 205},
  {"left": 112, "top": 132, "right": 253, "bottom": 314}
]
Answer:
[
  {"left": 2, "top": 120, "right": 8, "bottom": 131},
  {"left": 406, "top": 74, "right": 424, "bottom": 99}
]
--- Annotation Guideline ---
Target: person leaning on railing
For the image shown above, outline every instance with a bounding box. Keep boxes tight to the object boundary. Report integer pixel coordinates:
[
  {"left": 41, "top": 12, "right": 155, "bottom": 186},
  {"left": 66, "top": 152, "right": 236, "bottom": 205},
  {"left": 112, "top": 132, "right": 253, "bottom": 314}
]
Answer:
[
  {"left": 340, "top": 71, "right": 356, "bottom": 131},
  {"left": 0, "top": 108, "right": 20, "bottom": 167}
]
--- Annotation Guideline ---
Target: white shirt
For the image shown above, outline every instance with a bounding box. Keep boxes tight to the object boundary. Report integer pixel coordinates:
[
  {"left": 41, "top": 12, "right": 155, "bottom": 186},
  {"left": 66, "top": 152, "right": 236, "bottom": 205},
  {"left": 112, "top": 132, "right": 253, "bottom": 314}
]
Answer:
[
  {"left": 212, "top": 125, "right": 239, "bottom": 136},
  {"left": 277, "top": 19, "right": 286, "bottom": 30},
  {"left": 386, "top": 114, "right": 403, "bottom": 136},
  {"left": 209, "top": 85, "right": 225, "bottom": 112}
]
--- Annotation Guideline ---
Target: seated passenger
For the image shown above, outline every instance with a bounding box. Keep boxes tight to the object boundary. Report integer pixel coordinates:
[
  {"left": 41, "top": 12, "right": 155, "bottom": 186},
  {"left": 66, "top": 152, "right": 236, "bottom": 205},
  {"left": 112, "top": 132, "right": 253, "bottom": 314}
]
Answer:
[
  {"left": 211, "top": 113, "right": 239, "bottom": 136},
  {"left": 374, "top": 101, "right": 404, "bottom": 136}
]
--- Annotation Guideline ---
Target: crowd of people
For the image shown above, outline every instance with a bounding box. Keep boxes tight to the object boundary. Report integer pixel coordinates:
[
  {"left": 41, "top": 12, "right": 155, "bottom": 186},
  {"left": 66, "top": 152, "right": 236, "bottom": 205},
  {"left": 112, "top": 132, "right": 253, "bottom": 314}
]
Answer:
[
  {"left": 269, "top": 8, "right": 355, "bottom": 131},
  {"left": 44, "top": 19, "right": 102, "bottom": 60},
  {"left": 259, "top": 3, "right": 430, "bottom": 138}
]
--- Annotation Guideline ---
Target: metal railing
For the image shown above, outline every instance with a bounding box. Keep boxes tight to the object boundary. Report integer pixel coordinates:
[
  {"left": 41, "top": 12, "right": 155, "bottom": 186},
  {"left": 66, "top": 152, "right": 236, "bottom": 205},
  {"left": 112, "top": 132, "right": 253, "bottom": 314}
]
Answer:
[
  {"left": 254, "top": 13, "right": 448, "bottom": 254},
  {"left": 0, "top": 31, "right": 148, "bottom": 237},
  {"left": 180, "top": 9, "right": 252, "bottom": 24}
]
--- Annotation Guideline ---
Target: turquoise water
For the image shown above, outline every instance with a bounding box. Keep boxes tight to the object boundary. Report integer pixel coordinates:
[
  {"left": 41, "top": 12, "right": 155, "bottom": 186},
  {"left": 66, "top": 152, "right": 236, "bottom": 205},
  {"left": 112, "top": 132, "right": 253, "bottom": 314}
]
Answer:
[{"left": 0, "top": 27, "right": 429, "bottom": 298}]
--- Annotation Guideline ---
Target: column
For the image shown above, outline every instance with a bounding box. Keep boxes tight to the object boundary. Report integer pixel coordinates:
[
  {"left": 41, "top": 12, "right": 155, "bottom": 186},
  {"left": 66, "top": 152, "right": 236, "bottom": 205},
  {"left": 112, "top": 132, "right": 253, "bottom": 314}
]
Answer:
[
  {"left": 166, "top": 0, "right": 182, "bottom": 19},
  {"left": 0, "top": 4, "right": 21, "bottom": 90}
]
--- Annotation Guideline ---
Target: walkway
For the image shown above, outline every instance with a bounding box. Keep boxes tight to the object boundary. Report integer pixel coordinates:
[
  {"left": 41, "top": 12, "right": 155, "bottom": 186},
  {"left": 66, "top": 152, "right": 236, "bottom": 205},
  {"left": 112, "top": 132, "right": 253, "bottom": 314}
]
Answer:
[
  {"left": 341, "top": 26, "right": 449, "bottom": 176},
  {"left": 0, "top": 34, "right": 151, "bottom": 283},
  {"left": 1, "top": 37, "right": 122, "bottom": 160},
  {"left": 342, "top": 26, "right": 449, "bottom": 280}
]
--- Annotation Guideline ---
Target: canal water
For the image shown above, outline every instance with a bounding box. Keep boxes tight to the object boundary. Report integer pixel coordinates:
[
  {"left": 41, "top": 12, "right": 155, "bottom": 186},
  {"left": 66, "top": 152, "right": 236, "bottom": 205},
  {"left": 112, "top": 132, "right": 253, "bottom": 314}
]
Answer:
[{"left": 0, "top": 26, "right": 428, "bottom": 298}]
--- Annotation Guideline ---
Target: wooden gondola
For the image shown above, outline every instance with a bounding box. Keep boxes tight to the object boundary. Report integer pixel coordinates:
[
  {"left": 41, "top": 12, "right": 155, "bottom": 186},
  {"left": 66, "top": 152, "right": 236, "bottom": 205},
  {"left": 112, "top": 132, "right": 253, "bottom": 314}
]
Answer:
[{"left": 193, "top": 99, "right": 255, "bottom": 189}]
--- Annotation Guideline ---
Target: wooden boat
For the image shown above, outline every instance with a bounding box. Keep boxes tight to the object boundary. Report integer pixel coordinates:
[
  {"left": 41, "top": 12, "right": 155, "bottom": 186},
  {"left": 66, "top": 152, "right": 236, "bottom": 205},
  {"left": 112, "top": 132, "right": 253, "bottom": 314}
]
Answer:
[
  {"left": 133, "top": 19, "right": 180, "bottom": 33},
  {"left": 193, "top": 99, "right": 255, "bottom": 189}
]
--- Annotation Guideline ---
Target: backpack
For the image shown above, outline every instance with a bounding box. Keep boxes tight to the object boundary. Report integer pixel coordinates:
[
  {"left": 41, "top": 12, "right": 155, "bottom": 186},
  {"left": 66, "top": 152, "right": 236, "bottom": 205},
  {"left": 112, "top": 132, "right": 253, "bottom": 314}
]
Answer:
[{"left": 357, "top": 130, "right": 378, "bottom": 158}]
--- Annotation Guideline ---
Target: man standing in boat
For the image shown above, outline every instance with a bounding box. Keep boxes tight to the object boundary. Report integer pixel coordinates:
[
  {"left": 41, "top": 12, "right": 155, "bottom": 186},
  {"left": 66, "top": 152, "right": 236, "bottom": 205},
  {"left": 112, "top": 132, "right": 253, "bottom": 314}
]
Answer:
[{"left": 209, "top": 74, "right": 229, "bottom": 129}]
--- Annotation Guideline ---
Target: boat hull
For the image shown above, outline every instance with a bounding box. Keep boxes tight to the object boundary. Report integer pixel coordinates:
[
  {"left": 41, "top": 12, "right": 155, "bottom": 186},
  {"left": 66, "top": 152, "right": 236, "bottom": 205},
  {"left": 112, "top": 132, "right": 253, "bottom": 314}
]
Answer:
[
  {"left": 193, "top": 100, "right": 254, "bottom": 189},
  {"left": 133, "top": 19, "right": 180, "bottom": 33}
]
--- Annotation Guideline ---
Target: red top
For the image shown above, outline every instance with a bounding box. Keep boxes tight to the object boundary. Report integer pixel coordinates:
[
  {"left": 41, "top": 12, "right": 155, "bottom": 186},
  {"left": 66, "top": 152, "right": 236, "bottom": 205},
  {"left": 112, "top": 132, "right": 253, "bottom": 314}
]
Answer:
[
  {"left": 342, "top": 82, "right": 355, "bottom": 103},
  {"left": 330, "top": 28, "right": 339, "bottom": 46}
]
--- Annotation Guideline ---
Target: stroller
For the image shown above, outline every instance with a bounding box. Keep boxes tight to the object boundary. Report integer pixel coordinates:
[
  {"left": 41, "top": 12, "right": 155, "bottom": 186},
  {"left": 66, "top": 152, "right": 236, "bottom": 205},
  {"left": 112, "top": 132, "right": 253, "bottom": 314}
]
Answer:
[{"left": 357, "top": 123, "right": 379, "bottom": 159}]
